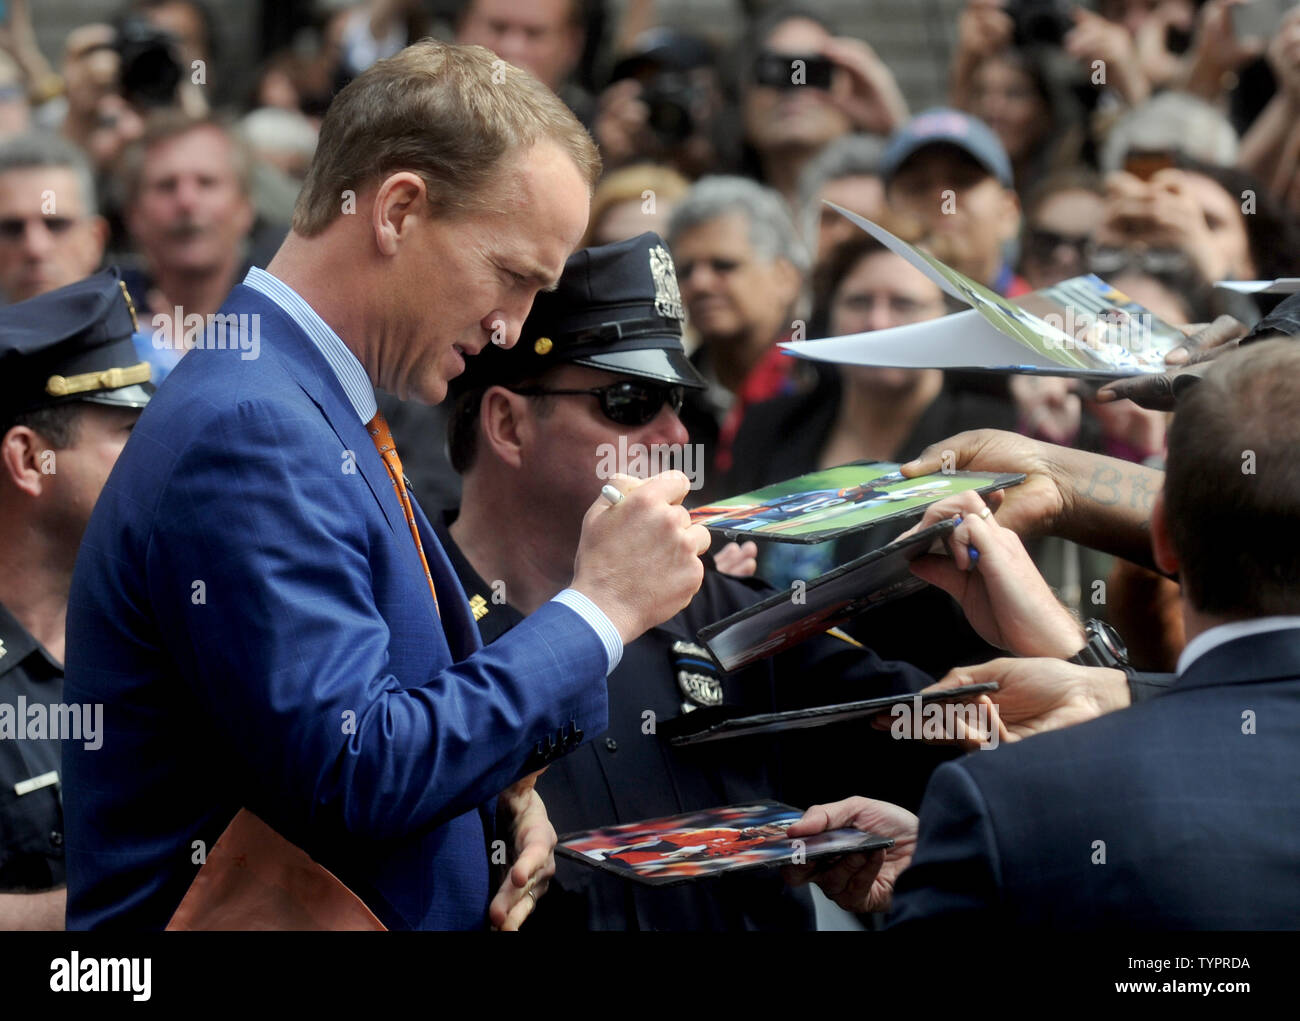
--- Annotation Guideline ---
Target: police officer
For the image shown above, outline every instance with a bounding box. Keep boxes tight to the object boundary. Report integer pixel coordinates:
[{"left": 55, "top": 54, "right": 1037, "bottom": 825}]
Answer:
[
  {"left": 439, "top": 233, "right": 939, "bottom": 930},
  {"left": 0, "top": 268, "right": 152, "bottom": 928}
]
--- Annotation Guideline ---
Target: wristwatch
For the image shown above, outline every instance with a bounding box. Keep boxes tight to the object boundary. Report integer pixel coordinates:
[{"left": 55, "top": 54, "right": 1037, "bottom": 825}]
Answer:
[{"left": 1067, "top": 619, "right": 1129, "bottom": 670}]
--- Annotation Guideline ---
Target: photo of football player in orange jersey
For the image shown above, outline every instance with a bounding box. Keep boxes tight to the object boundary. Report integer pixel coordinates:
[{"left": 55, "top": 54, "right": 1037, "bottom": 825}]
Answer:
[{"left": 558, "top": 801, "right": 892, "bottom": 885}]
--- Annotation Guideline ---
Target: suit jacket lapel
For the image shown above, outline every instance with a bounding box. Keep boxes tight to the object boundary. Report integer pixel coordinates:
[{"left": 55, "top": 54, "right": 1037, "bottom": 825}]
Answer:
[
  {"left": 223, "top": 285, "right": 402, "bottom": 536},
  {"left": 223, "top": 282, "right": 488, "bottom": 658},
  {"left": 287, "top": 350, "right": 472, "bottom": 646},
  {"left": 412, "top": 499, "right": 482, "bottom": 661},
  {"left": 223, "top": 286, "right": 455, "bottom": 638}
]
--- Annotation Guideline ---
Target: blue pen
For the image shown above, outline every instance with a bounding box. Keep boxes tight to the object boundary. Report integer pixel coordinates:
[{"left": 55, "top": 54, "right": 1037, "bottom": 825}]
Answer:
[{"left": 952, "top": 514, "right": 980, "bottom": 569}]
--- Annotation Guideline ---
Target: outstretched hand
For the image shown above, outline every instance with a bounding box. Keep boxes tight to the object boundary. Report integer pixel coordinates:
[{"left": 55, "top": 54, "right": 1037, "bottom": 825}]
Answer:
[
  {"left": 783, "top": 797, "right": 918, "bottom": 915},
  {"left": 893, "top": 657, "right": 1132, "bottom": 748},
  {"left": 899, "top": 429, "right": 1066, "bottom": 538},
  {"left": 1096, "top": 315, "right": 1251, "bottom": 410},
  {"left": 489, "top": 770, "right": 556, "bottom": 931},
  {"left": 899, "top": 491, "right": 1085, "bottom": 659}
]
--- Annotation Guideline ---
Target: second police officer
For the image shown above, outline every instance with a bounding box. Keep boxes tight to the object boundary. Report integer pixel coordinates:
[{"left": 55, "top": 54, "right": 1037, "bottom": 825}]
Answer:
[{"left": 437, "top": 232, "right": 942, "bottom": 930}]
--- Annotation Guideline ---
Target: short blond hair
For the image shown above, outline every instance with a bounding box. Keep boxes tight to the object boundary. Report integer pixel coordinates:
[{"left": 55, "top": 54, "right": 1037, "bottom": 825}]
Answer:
[
  {"left": 584, "top": 163, "right": 689, "bottom": 247},
  {"left": 292, "top": 40, "right": 600, "bottom": 235}
]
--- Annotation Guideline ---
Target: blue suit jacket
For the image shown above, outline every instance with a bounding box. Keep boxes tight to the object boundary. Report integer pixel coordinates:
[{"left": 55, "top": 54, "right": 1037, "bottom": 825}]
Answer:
[
  {"left": 62, "top": 285, "right": 609, "bottom": 930},
  {"left": 890, "top": 627, "right": 1300, "bottom": 929}
]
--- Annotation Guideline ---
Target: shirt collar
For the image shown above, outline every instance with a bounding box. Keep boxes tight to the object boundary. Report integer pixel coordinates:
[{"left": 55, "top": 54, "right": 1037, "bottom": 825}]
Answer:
[
  {"left": 0, "top": 600, "right": 61, "bottom": 679},
  {"left": 242, "top": 266, "right": 377, "bottom": 423},
  {"left": 1177, "top": 616, "right": 1300, "bottom": 675}
]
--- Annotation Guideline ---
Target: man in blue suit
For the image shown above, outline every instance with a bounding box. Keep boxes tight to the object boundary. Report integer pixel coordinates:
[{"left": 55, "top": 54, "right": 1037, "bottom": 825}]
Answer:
[
  {"left": 789, "top": 339, "right": 1300, "bottom": 929},
  {"left": 61, "top": 41, "right": 711, "bottom": 931}
]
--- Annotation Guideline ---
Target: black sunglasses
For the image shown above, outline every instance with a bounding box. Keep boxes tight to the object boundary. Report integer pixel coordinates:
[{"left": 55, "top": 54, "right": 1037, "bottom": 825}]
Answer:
[
  {"left": 0, "top": 216, "right": 77, "bottom": 241},
  {"left": 1087, "top": 244, "right": 1194, "bottom": 278},
  {"left": 507, "top": 380, "right": 686, "bottom": 426},
  {"left": 1024, "top": 228, "right": 1090, "bottom": 261}
]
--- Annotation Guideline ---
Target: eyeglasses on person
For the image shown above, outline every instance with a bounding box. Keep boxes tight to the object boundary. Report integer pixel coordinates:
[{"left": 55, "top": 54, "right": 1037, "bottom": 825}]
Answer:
[{"left": 506, "top": 379, "right": 686, "bottom": 427}]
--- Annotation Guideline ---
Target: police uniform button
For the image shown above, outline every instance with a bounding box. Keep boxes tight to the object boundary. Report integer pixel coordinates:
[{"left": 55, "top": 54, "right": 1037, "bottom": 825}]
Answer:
[
  {"left": 534, "top": 337, "right": 552, "bottom": 355},
  {"left": 605, "top": 737, "right": 618, "bottom": 752},
  {"left": 50, "top": 831, "right": 63, "bottom": 847}
]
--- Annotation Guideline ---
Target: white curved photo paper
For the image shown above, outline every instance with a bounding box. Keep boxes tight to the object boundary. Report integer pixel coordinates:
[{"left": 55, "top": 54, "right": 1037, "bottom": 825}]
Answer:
[
  {"left": 1216, "top": 278, "right": 1300, "bottom": 295},
  {"left": 782, "top": 204, "right": 1187, "bottom": 379}
]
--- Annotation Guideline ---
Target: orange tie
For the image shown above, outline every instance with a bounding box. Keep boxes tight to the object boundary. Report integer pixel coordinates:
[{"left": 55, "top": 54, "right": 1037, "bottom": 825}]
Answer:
[{"left": 366, "top": 410, "right": 439, "bottom": 617}]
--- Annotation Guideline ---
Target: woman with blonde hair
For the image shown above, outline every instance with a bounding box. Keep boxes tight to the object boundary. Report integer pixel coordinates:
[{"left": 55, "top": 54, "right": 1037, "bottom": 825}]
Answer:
[{"left": 584, "top": 162, "right": 689, "bottom": 247}]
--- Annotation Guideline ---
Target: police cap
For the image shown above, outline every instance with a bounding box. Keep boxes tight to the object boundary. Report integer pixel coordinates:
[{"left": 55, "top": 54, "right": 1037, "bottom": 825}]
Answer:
[
  {"left": 0, "top": 267, "right": 153, "bottom": 419},
  {"left": 452, "top": 232, "right": 705, "bottom": 394}
]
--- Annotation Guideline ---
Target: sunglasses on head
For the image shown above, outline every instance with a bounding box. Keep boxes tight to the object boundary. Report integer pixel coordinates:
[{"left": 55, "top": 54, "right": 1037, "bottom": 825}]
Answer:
[{"left": 506, "top": 379, "right": 686, "bottom": 426}]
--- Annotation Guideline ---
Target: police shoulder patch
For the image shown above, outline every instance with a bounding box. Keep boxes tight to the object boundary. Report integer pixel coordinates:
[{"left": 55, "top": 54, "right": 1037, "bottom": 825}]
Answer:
[{"left": 671, "top": 639, "right": 722, "bottom": 711}]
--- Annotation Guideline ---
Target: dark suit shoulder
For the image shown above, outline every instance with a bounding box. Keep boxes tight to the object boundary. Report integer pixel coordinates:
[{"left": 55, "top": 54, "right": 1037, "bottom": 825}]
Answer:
[
  {"left": 957, "top": 662, "right": 1300, "bottom": 787},
  {"left": 904, "top": 664, "right": 1300, "bottom": 929},
  {"left": 949, "top": 675, "right": 1249, "bottom": 793}
]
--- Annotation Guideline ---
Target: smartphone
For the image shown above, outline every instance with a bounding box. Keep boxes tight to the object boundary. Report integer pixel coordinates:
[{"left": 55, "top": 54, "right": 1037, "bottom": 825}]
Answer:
[{"left": 753, "top": 51, "right": 834, "bottom": 91}]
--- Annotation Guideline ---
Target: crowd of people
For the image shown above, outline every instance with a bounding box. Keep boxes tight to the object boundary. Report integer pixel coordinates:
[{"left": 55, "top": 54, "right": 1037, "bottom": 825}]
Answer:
[{"left": 0, "top": 0, "right": 1297, "bottom": 935}]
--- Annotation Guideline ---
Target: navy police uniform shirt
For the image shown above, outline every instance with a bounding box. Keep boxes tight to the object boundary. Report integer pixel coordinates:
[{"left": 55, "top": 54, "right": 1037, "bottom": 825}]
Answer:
[
  {"left": 0, "top": 602, "right": 65, "bottom": 892},
  {"left": 435, "top": 512, "right": 939, "bottom": 931}
]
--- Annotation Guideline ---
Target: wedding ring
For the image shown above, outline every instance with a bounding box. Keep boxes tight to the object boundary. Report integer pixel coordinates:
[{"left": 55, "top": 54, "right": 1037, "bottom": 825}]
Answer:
[{"left": 978, "top": 507, "right": 992, "bottom": 520}]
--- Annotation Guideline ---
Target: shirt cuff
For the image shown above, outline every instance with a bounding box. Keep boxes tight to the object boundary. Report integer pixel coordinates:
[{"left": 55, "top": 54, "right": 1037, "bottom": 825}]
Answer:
[{"left": 552, "top": 588, "right": 624, "bottom": 675}]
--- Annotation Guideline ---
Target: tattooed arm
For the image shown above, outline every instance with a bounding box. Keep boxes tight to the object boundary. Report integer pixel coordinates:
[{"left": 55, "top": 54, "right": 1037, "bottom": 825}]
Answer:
[{"left": 901, "top": 429, "right": 1163, "bottom": 571}]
